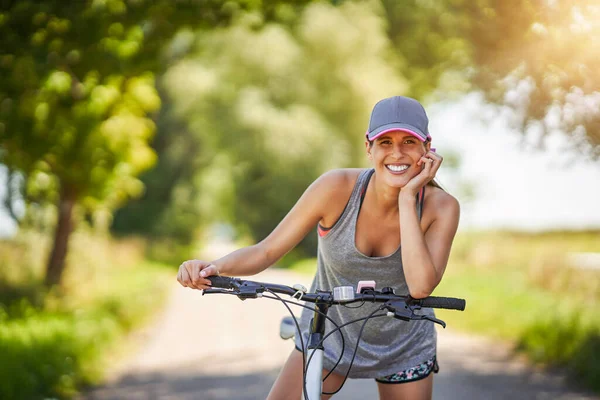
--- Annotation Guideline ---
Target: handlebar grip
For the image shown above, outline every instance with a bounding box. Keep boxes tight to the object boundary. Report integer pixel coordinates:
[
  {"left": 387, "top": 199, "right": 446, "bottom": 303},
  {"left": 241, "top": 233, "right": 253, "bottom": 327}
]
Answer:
[
  {"left": 419, "top": 296, "right": 466, "bottom": 311},
  {"left": 207, "top": 276, "right": 239, "bottom": 289}
]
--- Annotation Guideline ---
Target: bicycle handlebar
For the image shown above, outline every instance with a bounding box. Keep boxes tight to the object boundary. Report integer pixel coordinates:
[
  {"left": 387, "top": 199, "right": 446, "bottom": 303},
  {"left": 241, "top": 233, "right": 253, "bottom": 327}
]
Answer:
[
  {"left": 205, "top": 274, "right": 465, "bottom": 399},
  {"left": 206, "top": 276, "right": 466, "bottom": 311},
  {"left": 418, "top": 296, "right": 465, "bottom": 311},
  {"left": 207, "top": 275, "right": 239, "bottom": 289}
]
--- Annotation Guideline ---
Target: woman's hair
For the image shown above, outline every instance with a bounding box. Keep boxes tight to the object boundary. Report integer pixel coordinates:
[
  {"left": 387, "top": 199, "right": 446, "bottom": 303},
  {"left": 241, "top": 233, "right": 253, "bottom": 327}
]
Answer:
[{"left": 367, "top": 138, "right": 445, "bottom": 191}]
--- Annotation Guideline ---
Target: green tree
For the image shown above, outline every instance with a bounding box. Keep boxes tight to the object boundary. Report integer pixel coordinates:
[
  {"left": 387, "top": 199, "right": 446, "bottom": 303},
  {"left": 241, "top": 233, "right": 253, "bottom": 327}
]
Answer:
[
  {"left": 115, "top": 0, "right": 470, "bottom": 257},
  {"left": 380, "top": 0, "right": 471, "bottom": 100},
  {"left": 0, "top": 0, "right": 313, "bottom": 286},
  {"left": 157, "top": 1, "right": 447, "bottom": 257},
  {"left": 458, "top": 0, "right": 600, "bottom": 157}
]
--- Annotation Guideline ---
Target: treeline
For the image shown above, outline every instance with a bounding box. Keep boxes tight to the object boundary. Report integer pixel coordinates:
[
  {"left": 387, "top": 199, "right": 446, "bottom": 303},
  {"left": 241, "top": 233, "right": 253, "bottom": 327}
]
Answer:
[{"left": 1, "top": 0, "right": 598, "bottom": 285}]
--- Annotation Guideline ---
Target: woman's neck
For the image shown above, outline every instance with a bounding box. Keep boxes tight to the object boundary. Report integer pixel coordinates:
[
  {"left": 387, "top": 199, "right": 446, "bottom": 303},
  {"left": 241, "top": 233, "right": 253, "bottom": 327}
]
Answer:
[{"left": 370, "top": 173, "right": 402, "bottom": 215}]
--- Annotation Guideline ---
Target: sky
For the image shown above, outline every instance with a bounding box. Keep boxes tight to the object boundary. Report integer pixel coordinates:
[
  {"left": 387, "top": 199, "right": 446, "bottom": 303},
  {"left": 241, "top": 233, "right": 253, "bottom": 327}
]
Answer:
[
  {"left": 1, "top": 94, "right": 600, "bottom": 237},
  {"left": 429, "top": 94, "right": 600, "bottom": 231}
]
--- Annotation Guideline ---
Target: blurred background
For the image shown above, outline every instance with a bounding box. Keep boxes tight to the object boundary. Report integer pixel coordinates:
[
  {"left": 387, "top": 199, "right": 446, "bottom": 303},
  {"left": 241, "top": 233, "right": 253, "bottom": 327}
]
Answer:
[{"left": 0, "top": 0, "right": 599, "bottom": 399}]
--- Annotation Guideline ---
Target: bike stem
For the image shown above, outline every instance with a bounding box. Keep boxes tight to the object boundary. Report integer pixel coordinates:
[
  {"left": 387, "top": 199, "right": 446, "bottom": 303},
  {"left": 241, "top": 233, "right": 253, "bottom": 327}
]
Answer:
[
  {"left": 308, "top": 292, "right": 330, "bottom": 351},
  {"left": 304, "top": 291, "right": 330, "bottom": 400}
]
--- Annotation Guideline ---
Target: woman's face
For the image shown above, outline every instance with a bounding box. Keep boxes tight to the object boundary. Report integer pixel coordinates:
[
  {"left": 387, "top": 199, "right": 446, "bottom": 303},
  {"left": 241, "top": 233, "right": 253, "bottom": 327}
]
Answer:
[{"left": 366, "top": 130, "right": 430, "bottom": 188}]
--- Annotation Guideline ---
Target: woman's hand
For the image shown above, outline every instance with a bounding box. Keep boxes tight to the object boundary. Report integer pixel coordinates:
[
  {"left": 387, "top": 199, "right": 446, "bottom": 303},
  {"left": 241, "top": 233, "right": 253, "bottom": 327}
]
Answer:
[
  {"left": 401, "top": 150, "right": 443, "bottom": 198},
  {"left": 176, "top": 259, "right": 220, "bottom": 290}
]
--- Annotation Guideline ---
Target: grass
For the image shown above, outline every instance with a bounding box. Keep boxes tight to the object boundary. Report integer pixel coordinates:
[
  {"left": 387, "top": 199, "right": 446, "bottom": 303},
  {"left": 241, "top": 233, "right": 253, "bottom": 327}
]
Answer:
[
  {"left": 287, "top": 230, "right": 600, "bottom": 393},
  {"left": 0, "top": 230, "right": 173, "bottom": 399}
]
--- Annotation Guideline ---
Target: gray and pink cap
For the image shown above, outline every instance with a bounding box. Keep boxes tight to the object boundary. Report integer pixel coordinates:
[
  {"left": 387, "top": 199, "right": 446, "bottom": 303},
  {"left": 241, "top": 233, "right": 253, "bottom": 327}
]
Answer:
[{"left": 366, "top": 96, "right": 431, "bottom": 142}]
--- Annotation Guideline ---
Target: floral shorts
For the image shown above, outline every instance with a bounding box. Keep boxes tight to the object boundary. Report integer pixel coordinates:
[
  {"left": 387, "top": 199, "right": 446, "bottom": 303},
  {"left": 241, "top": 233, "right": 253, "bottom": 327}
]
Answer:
[{"left": 375, "top": 356, "right": 439, "bottom": 384}]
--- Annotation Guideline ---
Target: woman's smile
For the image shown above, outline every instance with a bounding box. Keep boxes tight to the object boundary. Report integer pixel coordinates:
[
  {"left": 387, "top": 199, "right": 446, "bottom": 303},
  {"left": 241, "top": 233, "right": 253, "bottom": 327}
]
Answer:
[{"left": 385, "top": 163, "right": 410, "bottom": 174}]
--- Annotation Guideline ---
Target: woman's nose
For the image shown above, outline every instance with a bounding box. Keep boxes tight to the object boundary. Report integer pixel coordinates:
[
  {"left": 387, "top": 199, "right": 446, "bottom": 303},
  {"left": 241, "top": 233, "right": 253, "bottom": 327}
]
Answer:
[{"left": 392, "top": 143, "right": 405, "bottom": 156}]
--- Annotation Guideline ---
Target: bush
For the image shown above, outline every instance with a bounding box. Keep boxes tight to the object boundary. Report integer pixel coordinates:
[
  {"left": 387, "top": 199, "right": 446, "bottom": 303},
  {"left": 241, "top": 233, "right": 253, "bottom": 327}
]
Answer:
[
  {"left": 435, "top": 230, "right": 600, "bottom": 394},
  {"left": 518, "top": 316, "right": 600, "bottom": 392},
  {"left": 0, "top": 306, "right": 119, "bottom": 399},
  {"left": 0, "top": 230, "right": 172, "bottom": 399}
]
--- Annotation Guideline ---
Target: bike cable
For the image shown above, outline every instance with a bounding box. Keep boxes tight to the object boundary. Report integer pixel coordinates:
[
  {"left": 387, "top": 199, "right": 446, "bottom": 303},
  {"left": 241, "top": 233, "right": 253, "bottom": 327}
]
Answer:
[
  {"left": 317, "top": 306, "right": 387, "bottom": 396},
  {"left": 263, "top": 290, "right": 347, "bottom": 400},
  {"left": 263, "top": 292, "right": 390, "bottom": 397},
  {"left": 341, "top": 300, "right": 366, "bottom": 309}
]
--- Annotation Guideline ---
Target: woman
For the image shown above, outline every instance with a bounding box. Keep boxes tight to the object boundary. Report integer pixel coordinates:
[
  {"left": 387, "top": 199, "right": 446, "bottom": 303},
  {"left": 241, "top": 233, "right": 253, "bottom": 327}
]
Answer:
[{"left": 177, "top": 96, "right": 460, "bottom": 400}]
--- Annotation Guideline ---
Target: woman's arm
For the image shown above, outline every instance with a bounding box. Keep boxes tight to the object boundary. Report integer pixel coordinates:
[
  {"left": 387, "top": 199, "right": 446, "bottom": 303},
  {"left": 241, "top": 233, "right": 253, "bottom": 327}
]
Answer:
[
  {"left": 399, "top": 190, "right": 460, "bottom": 298},
  {"left": 178, "top": 170, "right": 351, "bottom": 289}
]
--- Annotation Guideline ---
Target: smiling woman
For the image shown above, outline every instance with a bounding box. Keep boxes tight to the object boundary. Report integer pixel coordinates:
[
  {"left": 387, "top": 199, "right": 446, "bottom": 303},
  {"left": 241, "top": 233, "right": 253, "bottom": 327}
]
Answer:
[
  {"left": 177, "top": 96, "right": 460, "bottom": 400},
  {"left": 366, "top": 96, "right": 444, "bottom": 193}
]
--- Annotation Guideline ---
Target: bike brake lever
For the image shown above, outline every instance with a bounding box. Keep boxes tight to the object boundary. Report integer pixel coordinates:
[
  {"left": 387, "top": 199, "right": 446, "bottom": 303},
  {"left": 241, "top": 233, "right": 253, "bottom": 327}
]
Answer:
[
  {"left": 202, "top": 287, "right": 259, "bottom": 300},
  {"left": 235, "top": 282, "right": 264, "bottom": 300},
  {"left": 384, "top": 300, "right": 413, "bottom": 321},
  {"left": 384, "top": 300, "right": 447, "bottom": 328},
  {"left": 202, "top": 288, "right": 234, "bottom": 295},
  {"left": 418, "top": 314, "right": 447, "bottom": 328}
]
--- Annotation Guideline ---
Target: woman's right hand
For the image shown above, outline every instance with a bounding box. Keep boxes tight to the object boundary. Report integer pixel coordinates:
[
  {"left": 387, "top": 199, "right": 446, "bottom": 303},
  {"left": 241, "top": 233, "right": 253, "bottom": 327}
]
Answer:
[{"left": 176, "top": 259, "right": 219, "bottom": 290}]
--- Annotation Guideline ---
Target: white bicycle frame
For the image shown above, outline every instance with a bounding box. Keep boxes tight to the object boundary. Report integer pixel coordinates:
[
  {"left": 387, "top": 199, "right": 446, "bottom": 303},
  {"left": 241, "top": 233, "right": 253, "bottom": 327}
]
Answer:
[
  {"left": 280, "top": 311, "right": 328, "bottom": 400},
  {"left": 304, "top": 348, "right": 324, "bottom": 400}
]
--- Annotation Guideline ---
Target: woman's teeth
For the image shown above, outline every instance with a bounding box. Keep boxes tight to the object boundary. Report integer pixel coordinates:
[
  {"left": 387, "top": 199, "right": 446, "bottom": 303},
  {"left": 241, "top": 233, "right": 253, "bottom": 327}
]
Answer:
[{"left": 386, "top": 164, "right": 409, "bottom": 172}]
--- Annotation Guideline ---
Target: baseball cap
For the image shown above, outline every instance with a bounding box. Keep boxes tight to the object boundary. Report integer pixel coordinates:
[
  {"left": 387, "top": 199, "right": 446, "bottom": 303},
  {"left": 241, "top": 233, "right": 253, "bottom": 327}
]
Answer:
[{"left": 366, "top": 96, "right": 430, "bottom": 142}]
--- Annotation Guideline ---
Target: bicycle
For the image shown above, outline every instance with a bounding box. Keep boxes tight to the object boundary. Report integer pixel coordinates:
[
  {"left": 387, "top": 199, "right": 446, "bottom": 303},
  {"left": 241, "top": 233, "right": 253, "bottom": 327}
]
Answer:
[{"left": 204, "top": 275, "right": 466, "bottom": 400}]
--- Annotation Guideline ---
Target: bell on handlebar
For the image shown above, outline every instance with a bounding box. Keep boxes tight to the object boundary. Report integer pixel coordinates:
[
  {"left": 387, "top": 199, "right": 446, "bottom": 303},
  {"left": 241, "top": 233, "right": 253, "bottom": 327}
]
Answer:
[{"left": 333, "top": 286, "right": 355, "bottom": 302}]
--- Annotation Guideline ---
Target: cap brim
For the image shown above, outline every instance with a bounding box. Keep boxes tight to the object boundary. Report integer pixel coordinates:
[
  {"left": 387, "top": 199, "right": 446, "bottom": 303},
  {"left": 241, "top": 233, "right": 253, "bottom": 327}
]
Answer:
[{"left": 367, "top": 123, "right": 428, "bottom": 142}]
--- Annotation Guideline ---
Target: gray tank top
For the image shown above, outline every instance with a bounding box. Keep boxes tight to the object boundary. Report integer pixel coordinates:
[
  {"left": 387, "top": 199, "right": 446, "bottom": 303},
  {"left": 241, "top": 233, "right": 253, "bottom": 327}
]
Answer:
[{"left": 295, "top": 168, "right": 436, "bottom": 379}]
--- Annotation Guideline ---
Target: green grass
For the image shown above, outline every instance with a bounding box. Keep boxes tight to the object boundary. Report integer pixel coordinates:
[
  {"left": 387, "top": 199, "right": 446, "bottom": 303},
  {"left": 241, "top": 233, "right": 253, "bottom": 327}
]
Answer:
[
  {"left": 434, "top": 263, "right": 600, "bottom": 391},
  {"left": 286, "top": 257, "right": 319, "bottom": 275},
  {"left": 0, "top": 231, "right": 173, "bottom": 399}
]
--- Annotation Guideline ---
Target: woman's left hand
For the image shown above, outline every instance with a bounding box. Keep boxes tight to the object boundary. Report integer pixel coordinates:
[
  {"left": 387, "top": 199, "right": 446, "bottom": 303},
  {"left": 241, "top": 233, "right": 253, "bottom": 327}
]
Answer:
[{"left": 401, "top": 150, "right": 443, "bottom": 198}]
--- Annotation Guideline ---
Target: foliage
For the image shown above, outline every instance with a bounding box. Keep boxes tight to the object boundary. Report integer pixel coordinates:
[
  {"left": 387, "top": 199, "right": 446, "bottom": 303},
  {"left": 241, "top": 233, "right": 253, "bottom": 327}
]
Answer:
[
  {"left": 0, "top": 230, "right": 171, "bottom": 399},
  {"left": 123, "top": 0, "right": 467, "bottom": 256},
  {"left": 287, "top": 256, "right": 319, "bottom": 275},
  {"left": 0, "top": 304, "right": 118, "bottom": 399},
  {"left": 380, "top": 0, "right": 472, "bottom": 100},
  {"left": 456, "top": 0, "right": 600, "bottom": 158},
  {"left": 0, "top": 0, "right": 168, "bottom": 215},
  {"left": 435, "top": 230, "right": 600, "bottom": 394},
  {"left": 0, "top": 0, "right": 315, "bottom": 284},
  {"left": 519, "top": 316, "right": 600, "bottom": 393}
]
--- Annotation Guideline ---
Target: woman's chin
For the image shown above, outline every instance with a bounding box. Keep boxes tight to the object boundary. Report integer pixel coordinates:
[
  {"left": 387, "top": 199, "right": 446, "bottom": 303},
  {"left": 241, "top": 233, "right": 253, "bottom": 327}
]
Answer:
[{"left": 383, "top": 176, "right": 409, "bottom": 189}]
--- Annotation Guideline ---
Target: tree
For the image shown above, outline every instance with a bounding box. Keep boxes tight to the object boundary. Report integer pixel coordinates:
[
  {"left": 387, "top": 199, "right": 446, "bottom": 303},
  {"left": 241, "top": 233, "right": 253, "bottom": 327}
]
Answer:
[
  {"left": 380, "top": 0, "right": 472, "bottom": 101},
  {"left": 156, "top": 1, "right": 461, "bottom": 257},
  {"left": 457, "top": 0, "right": 600, "bottom": 158},
  {"left": 0, "top": 0, "right": 314, "bottom": 286},
  {"left": 113, "top": 0, "right": 470, "bottom": 258}
]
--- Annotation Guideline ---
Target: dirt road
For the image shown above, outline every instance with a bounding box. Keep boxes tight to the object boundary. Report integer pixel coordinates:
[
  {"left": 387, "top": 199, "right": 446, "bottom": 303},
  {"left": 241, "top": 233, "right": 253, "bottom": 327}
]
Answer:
[{"left": 81, "top": 269, "right": 597, "bottom": 400}]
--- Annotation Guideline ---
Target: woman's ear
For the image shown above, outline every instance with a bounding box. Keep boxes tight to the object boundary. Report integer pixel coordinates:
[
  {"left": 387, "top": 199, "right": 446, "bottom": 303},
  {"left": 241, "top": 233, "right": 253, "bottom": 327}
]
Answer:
[
  {"left": 365, "top": 140, "right": 372, "bottom": 159},
  {"left": 424, "top": 140, "right": 432, "bottom": 152}
]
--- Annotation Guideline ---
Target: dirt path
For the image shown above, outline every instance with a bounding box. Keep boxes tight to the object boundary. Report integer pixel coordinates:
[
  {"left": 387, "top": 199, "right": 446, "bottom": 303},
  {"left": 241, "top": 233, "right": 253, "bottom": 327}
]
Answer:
[{"left": 81, "top": 268, "right": 597, "bottom": 400}]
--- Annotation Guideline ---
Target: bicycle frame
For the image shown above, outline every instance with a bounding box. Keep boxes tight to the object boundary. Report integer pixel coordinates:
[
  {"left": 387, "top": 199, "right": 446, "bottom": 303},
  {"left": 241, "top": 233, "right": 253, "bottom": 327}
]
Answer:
[{"left": 303, "top": 296, "right": 329, "bottom": 400}]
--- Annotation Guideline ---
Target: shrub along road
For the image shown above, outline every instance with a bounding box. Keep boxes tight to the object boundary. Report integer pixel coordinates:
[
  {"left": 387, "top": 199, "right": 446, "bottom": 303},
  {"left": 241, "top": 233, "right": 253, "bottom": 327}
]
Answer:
[{"left": 81, "top": 269, "right": 597, "bottom": 400}]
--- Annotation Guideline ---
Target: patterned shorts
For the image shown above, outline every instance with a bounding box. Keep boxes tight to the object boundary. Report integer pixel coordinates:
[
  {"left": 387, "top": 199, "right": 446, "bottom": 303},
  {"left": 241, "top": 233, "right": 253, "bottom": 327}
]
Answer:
[
  {"left": 294, "top": 346, "right": 438, "bottom": 384},
  {"left": 375, "top": 356, "right": 439, "bottom": 384}
]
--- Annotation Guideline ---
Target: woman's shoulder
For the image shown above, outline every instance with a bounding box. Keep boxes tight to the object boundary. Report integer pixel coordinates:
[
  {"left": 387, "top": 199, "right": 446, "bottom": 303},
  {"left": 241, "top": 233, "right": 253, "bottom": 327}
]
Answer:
[
  {"left": 315, "top": 168, "right": 365, "bottom": 195},
  {"left": 311, "top": 169, "right": 366, "bottom": 223},
  {"left": 319, "top": 168, "right": 365, "bottom": 182},
  {"left": 425, "top": 184, "right": 460, "bottom": 219}
]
